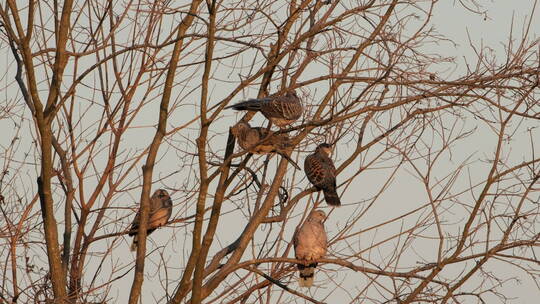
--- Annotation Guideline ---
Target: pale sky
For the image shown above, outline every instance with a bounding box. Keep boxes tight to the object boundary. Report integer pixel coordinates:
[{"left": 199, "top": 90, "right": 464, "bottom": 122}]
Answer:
[{"left": 1, "top": 1, "right": 539, "bottom": 303}]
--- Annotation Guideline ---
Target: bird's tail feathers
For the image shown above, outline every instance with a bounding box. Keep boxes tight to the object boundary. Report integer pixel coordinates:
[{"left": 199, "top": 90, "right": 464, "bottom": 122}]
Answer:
[
  {"left": 130, "top": 236, "right": 138, "bottom": 252},
  {"left": 323, "top": 188, "right": 341, "bottom": 206},
  {"left": 299, "top": 276, "right": 314, "bottom": 288},
  {"left": 225, "top": 99, "right": 264, "bottom": 111},
  {"left": 297, "top": 263, "right": 316, "bottom": 288}
]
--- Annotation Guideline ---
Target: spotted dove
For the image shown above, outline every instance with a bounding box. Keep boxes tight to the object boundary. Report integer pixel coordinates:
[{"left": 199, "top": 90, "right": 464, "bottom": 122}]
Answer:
[
  {"left": 226, "top": 90, "right": 303, "bottom": 127},
  {"left": 231, "top": 121, "right": 300, "bottom": 169},
  {"left": 129, "top": 189, "right": 173, "bottom": 251},
  {"left": 304, "top": 143, "right": 341, "bottom": 206},
  {"left": 293, "top": 210, "right": 327, "bottom": 288}
]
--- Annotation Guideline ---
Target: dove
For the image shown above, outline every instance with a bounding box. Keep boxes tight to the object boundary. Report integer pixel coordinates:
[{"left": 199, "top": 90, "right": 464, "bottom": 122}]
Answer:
[{"left": 129, "top": 189, "right": 173, "bottom": 251}]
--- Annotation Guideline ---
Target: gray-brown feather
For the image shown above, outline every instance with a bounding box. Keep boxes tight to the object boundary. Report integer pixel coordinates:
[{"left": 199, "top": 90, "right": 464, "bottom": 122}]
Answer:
[
  {"left": 231, "top": 122, "right": 300, "bottom": 169},
  {"left": 231, "top": 122, "right": 292, "bottom": 154},
  {"left": 293, "top": 210, "right": 327, "bottom": 287},
  {"left": 304, "top": 144, "right": 341, "bottom": 206},
  {"left": 227, "top": 91, "right": 302, "bottom": 127},
  {"left": 129, "top": 189, "right": 173, "bottom": 251}
]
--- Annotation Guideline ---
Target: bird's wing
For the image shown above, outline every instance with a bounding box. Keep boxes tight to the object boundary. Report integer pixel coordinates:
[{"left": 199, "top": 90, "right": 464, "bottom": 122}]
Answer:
[
  {"left": 304, "top": 154, "right": 327, "bottom": 187},
  {"left": 294, "top": 225, "right": 307, "bottom": 260},
  {"left": 129, "top": 211, "right": 141, "bottom": 236},
  {"left": 312, "top": 223, "right": 328, "bottom": 256},
  {"left": 320, "top": 156, "right": 337, "bottom": 185},
  {"left": 260, "top": 95, "right": 302, "bottom": 120},
  {"left": 253, "top": 127, "right": 270, "bottom": 140},
  {"left": 293, "top": 227, "right": 299, "bottom": 249},
  {"left": 253, "top": 127, "right": 291, "bottom": 150}
]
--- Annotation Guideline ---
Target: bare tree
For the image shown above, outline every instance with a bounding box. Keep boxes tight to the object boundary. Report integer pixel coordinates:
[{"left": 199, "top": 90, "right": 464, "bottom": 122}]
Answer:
[{"left": 0, "top": 0, "right": 539, "bottom": 303}]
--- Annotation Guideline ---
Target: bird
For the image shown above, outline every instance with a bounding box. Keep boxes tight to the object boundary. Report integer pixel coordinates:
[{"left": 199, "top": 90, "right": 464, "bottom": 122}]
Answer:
[
  {"left": 293, "top": 210, "right": 327, "bottom": 288},
  {"left": 304, "top": 143, "right": 341, "bottom": 206},
  {"left": 231, "top": 121, "right": 300, "bottom": 169},
  {"left": 129, "top": 189, "right": 173, "bottom": 251},
  {"left": 225, "top": 90, "right": 303, "bottom": 128}
]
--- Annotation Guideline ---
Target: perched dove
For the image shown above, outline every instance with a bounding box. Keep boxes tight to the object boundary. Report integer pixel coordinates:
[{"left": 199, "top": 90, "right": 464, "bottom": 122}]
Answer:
[
  {"left": 231, "top": 121, "right": 300, "bottom": 169},
  {"left": 226, "top": 90, "right": 303, "bottom": 127},
  {"left": 129, "top": 189, "right": 173, "bottom": 251},
  {"left": 304, "top": 143, "right": 341, "bottom": 206},
  {"left": 293, "top": 210, "right": 327, "bottom": 288}
]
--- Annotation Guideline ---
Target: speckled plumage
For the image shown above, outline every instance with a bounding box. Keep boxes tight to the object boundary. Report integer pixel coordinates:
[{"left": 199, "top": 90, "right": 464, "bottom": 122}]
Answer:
[
  {"left": 226, "top": 91, "right": 303, "bottom": 127},
  {"left": 293, "top": 210, "right": 327, "bottom": 288},
  {"left": 231, "top": 121, "right": 291, "bottom": 153},
  {"left": 129, "top": 189, "right": 173, "bottom": 251},
  {"left": 304, "top": 143, "right": 341, "bottom": 206},
  {"left": 231, "top": 121, "right": 300, "bottom": 169}
]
